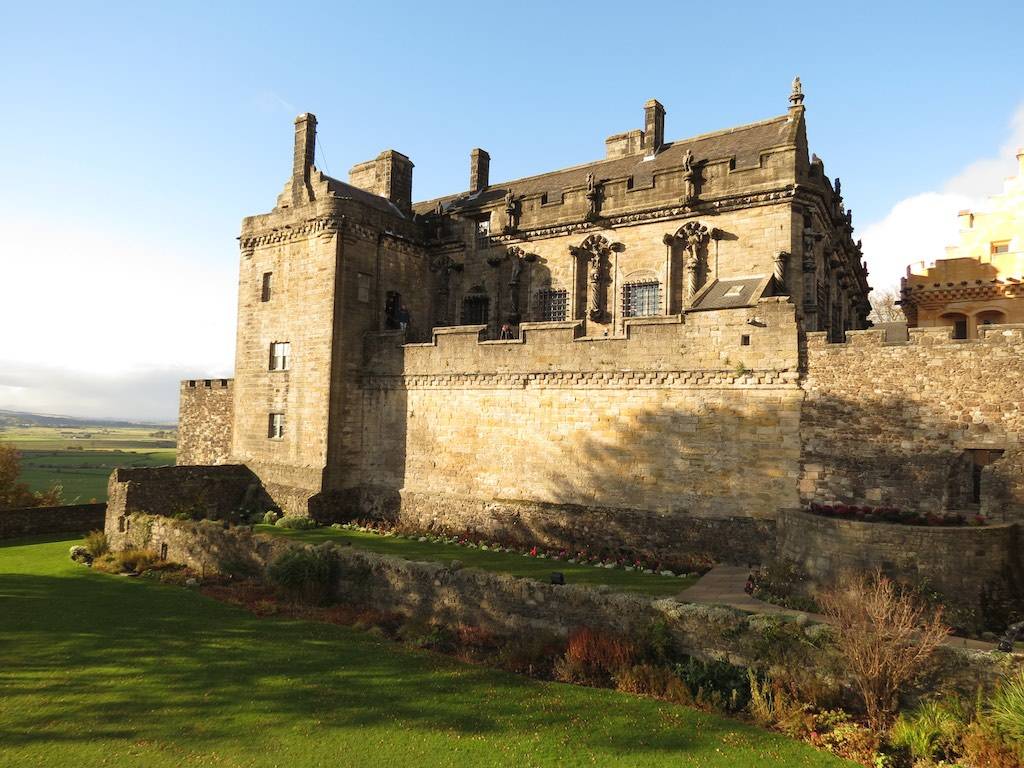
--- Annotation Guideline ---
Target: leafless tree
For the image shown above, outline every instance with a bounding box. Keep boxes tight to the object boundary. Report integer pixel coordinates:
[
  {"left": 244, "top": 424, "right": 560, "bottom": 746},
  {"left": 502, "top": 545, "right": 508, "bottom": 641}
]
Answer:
[{"left": 868, "top": 289, "right": 906, "bottom": 324}]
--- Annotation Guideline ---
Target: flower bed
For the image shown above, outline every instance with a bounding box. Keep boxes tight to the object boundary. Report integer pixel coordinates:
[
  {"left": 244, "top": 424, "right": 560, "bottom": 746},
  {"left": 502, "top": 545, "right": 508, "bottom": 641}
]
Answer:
[{"left": 807, "top": 503, "right": 986, "bottom": 527}]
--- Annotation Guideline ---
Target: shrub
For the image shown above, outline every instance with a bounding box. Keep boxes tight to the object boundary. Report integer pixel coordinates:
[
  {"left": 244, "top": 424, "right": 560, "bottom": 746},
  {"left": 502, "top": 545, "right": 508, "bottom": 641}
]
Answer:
[
  {"left": 818, "top": 571, "right": 949, "bottom": 729},
  {"left": 68, "top": 545, "right": 92, "bottom": 565},
  {"left": 267, "top": 545, "right": 338, "bottom": 603},
  {"left": 495, "top": 634, "right": 565, "bottom": 678},
  {"left": 275, "top": 515, "right": 318, "bottom": 530},
  {"left": 553, "top": 627, "right": 637, "bottom": 686},
  {"left": 615, "top": 664, "right": 693, "bottom": 704},
  {"left": 961, "top": 720, "right": 1023, "bottom": 768},
  {"left": 262, "top": 510, "right": 280, "bottom": 525},
  {"left": 888, "top": 698, "right": 966, "bottom": 764},
  {"left": 116, "top": 548, "right": 159, "bottom": 573},
  {"left": 747, "top": 670, "right": 814, "bottom": 736},
  {"left": 83, "top": 530, "right": 109, "bottom": 557},
  {"left": 675, "top": 657, "right": 751, "bottom": 713},
  {"left": 987, "top": 669, "right": 1024, "bottom": 757}
]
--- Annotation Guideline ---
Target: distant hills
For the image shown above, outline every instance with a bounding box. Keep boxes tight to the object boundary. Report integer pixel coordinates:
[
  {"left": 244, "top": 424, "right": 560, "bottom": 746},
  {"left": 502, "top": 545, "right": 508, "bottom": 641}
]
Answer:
[{"left": 0, "top": 409, "right": 176, "bottom": 430}]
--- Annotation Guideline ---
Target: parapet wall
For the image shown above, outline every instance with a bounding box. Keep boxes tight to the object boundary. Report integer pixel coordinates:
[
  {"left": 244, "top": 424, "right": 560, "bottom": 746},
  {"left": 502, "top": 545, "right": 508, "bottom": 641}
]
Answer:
[
  {"left": 178, "top": 379, "right": 234, "bottom": 466},
  {"left": 356, "top": 302, "right": 801, "bottom": 564},
  {"left": 0, "top": 503, "right": 106, "bottom": 540},
  {"left": 801, "top": 325, "right": 1024, "bottom": 516}
]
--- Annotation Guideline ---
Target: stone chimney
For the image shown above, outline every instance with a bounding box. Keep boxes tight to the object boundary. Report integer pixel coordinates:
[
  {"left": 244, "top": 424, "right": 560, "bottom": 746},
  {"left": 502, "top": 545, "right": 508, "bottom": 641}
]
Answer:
[
  {"left": 643, "top": 100, "right": 665, "bottom": 155},
  {"left": 348, "top": 150, "right": 414, "bottom": 214},
  {"left": 470, "top": 148, "right": 490, "bottom": 193},
  {"left": 292, "top": 113, "right": 317, "bottom": 205}
]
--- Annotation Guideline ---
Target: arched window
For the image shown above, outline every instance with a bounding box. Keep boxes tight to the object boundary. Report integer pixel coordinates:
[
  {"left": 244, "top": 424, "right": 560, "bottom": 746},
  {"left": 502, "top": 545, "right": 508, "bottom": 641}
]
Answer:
[
  {"left": 940, "top": 312, "right": 968, "bottom": 340},
  {"left": 975, "top": 309, "right": 1006, "bottom": 329}
]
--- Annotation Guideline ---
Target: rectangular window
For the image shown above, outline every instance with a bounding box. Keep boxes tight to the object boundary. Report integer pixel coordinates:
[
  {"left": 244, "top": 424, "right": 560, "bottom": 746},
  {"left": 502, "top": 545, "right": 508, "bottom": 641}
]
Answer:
[
  {"left": 261, "top": 272, "right": 273, "bottom": 302},
  {"left": 535, "top": 289, "right": 568, "bottom": 321},
  {"left": 462, "top": 295, "right": 489, "bottom": 325},
  {"left": 357, "top": 272, "right": 371, "bottom": 303},
  {"left": 475, "top": 216, "right": 491, "bottom": 239},
  {"left": 992, "top": 241, "right": 1010, "bottom": 254},
  {"left": 741, "top": 334, "right": 751, "bottom": 346},
  {"left": 269, "top": 341, "right": 291, "bottom": 371},
  {"left": 268, "top": 413, "right": 285, "bottom": 440},
  {"left": 622, "top": 281, "right": 661, "bottom": 318}
]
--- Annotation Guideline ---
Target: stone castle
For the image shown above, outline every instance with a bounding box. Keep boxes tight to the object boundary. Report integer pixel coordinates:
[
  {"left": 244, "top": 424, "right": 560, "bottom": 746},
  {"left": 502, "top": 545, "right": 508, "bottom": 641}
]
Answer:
[{"left": 118, "top": 80, "right": 1021, "bottom": 605}]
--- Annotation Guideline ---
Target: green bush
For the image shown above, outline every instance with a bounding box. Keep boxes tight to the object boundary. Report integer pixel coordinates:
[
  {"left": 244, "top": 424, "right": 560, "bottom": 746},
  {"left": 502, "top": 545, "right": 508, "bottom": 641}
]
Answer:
[
  {"left": 83, "top": 530, "right": 109, "bottom": 557},
  {"left": 675, "top": 657, "right": 751, "bottom": 713},
  {"left": 889, "top": 698, "right": 966, "bottom": 763},
  {"left": 987, "top": 669, "right": 1024, "bottom": 756},
  {"left": 262, "top": 510, "right": 280, "bottom": 525},
  {"left": 274, "top": 515, "right": 318, "bottom": 530},
  {"left": 267, "top": 545, "right": 338, "bottom": 603}
]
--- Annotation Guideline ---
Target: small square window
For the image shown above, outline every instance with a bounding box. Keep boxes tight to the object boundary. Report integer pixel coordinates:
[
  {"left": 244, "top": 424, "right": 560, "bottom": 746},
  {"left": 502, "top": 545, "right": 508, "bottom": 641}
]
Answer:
[
  {"left": 268, "top": 412, "right": 285, "bottom": 440},
  {"left": 261, "top": 272, "right": 273, "bottom": 302},
  {"left": 269, "top": 341, "right": 291, "bottom": 371},
  {"left": 741, "top": 334, "right": 751, "bottom": 346},
  {"left": 991, "top": 242, "right": 1010, "bottom": 255}
]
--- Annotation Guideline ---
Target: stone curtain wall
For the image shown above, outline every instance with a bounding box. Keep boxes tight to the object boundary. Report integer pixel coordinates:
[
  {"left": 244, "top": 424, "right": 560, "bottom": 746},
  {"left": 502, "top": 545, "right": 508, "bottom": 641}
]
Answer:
[
  {"left": 177, "top": 379, "right": 234, "bottom": 466},
  {"left": 104, "top": 465, "right": 264, "bottom": 541},
  {"left": 115, "top": 514, "right": 1021, "bottom": 702},
  {"left": 801, "top": 325, "right": 1024, "bottom": 516},
  {"left": 357, "top": 300, "right": 801, "bottom": 564},
  {"left": 777, "top": 510, "right": 1022, "bottom": 612},
  {"left": 0, "top": 503, "right": 106, "bottom": 539}
]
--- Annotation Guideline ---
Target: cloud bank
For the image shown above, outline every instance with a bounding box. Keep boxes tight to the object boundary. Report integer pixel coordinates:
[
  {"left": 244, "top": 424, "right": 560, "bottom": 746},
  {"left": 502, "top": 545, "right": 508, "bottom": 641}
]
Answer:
[{"left": 860, "top": 106, "right": 1024, "bottom": 292}]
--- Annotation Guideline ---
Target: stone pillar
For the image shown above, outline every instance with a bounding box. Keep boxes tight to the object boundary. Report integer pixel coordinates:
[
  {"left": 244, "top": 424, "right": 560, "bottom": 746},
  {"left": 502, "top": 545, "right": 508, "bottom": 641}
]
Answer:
[
  {"left": 470, "top": 148, "right": 490, "bottom": 194},
  {"left": 643, "top": 99, "right": 665, "bottom": 155}
]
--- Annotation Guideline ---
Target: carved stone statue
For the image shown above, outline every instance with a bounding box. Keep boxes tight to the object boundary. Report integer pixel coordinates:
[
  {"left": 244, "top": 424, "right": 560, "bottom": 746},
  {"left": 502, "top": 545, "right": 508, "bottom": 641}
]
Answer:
[
  {"left": 570, "top": 234, "right": 615, "bottom": 321},
  {"left": 584, "top": 173, "right": 602, "bottom": 220},
  {"left": 503, "top": 190, "right": 520, "bottom": 233},
  {"left": 789, "top": 76, "right": 804, "bottom": 106},
  {"left": 677, "top": 222, "right": 710, "bottom": 300},
  {"left": 681, "top": 150, "right": 698, "bottom": 205},
  {"left": 430, "top": 254, "right": 463, "bottom": 326},
  {"left": 682, "top": 149, "right": 693, "bottom": 173}
]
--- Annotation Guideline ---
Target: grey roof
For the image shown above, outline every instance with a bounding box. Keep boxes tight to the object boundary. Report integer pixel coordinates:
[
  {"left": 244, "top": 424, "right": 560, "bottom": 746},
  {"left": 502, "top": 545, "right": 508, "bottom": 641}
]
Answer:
[
  {"left": 413, "top": 113, "right": 798, "bottom": 214},
  {"left": 323, "top": 175, "right": 408, "bottom": 217},
  {"left": 689, "top": 277, "right": 769, "bottom": 311}
]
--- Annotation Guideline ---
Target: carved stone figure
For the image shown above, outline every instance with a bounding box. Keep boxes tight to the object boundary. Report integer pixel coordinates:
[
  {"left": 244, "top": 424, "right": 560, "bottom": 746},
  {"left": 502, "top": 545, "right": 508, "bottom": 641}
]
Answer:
[
  {"left": 570, "top": 234, "right": 615, "bottom": 321},
  {"left": 679, "top": 222, "right": 710, "bottom": 299},
  {"left": 681, "top": 149, "right": 698, "bottom": 204},
  {"left": 430, "top": 254, "right": 463, "bottom": 326},
  {"left": 789, "top": 76, "right": 804, "bottom": 106},
  {"left": 584, "top": 173, "right": 602, "bottom": 220},
  {"left": 505, "top": 245, "right": 537, "bottom": 322},
  {"left": 503, "top": 190, "right": 520, "bottom": 233}
]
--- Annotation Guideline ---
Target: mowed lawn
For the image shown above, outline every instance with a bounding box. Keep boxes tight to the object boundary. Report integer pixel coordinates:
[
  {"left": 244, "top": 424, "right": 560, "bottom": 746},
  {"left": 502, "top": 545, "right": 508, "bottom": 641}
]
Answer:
[
  {"left": 0, "top": 426, "right": 176, "bottom": 502},
  {"left": 255, "top": 525, "right": 698, "bottom": 597},
  {"left": 0, "top": 536, "right": 853, "bottom": 768}
]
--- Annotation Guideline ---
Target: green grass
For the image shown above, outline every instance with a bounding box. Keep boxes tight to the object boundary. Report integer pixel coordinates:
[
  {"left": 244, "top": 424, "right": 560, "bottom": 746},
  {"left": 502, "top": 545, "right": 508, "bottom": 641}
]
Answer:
[
  {"left": 0, "top": 536, "right": 852, "bottom": 767},
  {"left": 0, "top": 426, "right": 176, "bottom": 502},
  {"left": 255, "top": 525, "right": 698, "bottom": 597}
]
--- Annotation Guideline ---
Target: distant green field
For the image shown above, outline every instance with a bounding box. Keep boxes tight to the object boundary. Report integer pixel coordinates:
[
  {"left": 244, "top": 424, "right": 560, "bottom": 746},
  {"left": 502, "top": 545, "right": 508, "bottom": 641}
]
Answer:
[{"left": 0, "top": 426, "right": 176, "bottom": 503}]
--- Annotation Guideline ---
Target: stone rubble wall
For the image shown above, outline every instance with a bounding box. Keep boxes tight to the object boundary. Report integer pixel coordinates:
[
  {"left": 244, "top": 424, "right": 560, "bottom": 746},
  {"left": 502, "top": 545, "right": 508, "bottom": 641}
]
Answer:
[
  {"left": 116, "top": 513, "right": 1023, "bottom": 704},
  {"left": 177, "top": 379, "right": 234, "bottom": 466},
  {"left": 0, "top": 503, "right": 106, "bottom": 540},
  {"left": 777, "top": 509, "right": 1022, "bottom": 612},
  {"left": 801, "top": 325, "right": 1024, "bottom": 517}
]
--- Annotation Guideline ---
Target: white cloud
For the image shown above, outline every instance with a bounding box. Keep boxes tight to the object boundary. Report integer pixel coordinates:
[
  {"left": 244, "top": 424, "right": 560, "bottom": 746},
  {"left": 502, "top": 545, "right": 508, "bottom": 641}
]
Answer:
[
  {"left": 0, "top": 213, "right": 236, "bottom": 420},
  {"left": 861, "top": 105, "right": 1024, "bottom": 292}
]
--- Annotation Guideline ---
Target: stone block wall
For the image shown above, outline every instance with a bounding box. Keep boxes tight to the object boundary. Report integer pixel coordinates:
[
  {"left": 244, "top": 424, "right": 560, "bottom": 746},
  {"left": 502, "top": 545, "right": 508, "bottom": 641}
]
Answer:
[
  {"left": 118, "top": 514, "right": 1022, "bottom": 702},
  {"left": 178, "top": 379, "right": 234, "bottom": 465},
  {"left": 777, "top": 510, "right": 1022, "bottom": 612},
  {"left": 801, "top": 325, "right": 1024, "bottom": 516},
  {"left": 0, "top": 503, "right": 106, "bottom": 539}
]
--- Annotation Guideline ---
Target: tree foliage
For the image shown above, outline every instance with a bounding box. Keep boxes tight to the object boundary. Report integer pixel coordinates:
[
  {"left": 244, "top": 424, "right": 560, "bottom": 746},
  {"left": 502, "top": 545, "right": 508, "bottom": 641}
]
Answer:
[{"left": 0, "top": 443, "right": 62, "bottom": 510}]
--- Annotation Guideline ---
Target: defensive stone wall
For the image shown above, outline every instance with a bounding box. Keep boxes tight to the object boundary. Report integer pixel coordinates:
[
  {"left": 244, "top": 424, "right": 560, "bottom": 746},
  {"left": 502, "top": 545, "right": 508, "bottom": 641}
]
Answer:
[
  {"left": 0, "top": 503, "right": 106, "bottom": 540},
  {"left": 801, "top": 325, "right": 1024, "bottom": 517},
  {"left": 178, "top": 379, "right": 234, "bottom": 465},
  {"left": 355, "top": 299, "right": 801, "bottom": 564},
  {"left": 115, "top": 513, "right": 1022, "bottom": 703},
  {"left": 777, "top": 510, "right": 1022, "bottom": 613},
  {"left": 105, "top": 465, "right": 264, "bottom": 543}
]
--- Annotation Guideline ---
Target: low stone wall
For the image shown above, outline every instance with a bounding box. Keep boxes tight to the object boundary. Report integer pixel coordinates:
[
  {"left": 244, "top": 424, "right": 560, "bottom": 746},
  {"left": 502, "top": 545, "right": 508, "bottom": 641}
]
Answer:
[
  {"left": 777, "top": 509, "right": 1023, "bottom": 611},
  {"left": 0, "top": 503, "right": 106, "bottom": 539},
  {"left": 116, "top": 513, "right": 1022, "bottom": 703},
  {"left": 105, "top": 465, "right": 267, "bottom": 542},
  {"left": 357, "top": 487, "right": 774, "bottom": 566}
]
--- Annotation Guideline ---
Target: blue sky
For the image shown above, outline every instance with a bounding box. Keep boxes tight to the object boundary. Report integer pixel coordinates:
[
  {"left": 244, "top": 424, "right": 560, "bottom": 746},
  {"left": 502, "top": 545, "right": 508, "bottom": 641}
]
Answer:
[{"left": 1, "top": 0, "right": 1022, "bottom": 420}]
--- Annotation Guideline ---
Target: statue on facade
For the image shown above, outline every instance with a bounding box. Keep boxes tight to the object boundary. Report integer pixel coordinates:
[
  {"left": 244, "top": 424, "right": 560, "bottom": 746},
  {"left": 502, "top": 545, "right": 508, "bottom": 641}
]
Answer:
[
  {"left": 505, "top": 245, "right": 536, "bottom": 323},
  {"left": 429, "top": 254, "right": 463, "bottom": 326},
  {"left": 789, "top": 76, "right": 804, "bottom": 106},
  {"left": 679, "top": 222, "right": 710, "bottom": 300},
  {"left": 681, "top": 149, "right": 698, "bottom": 205},
  {"left": 503, "top": 189, "right": 520, "bottom": 233},
  {"left": 570, "top": 234, "right": 615, "bottom": 321},
  {"left": 585, "top": 173, "right": 602, "bottom": 220}
]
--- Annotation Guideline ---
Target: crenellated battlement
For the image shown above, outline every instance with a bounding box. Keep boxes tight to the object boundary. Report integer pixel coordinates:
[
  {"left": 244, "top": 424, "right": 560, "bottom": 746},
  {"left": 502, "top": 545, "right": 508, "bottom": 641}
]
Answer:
[
  {"left": 364, "top": 299, "right": 800, "bottom": 385},
  {"left": 806, "top": 323, "right": 1024, "bottom": 350},
  {"left": 182, "top": 378, "right": 233, "bottom": 390}
]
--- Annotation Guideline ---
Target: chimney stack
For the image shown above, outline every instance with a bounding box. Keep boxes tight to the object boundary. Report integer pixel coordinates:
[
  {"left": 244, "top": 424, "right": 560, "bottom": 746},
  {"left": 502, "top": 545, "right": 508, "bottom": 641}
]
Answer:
[
  {"left": 643, "top": 100, "right": 665, "bottom": 155},
  {"left": 292, "top": 113, "right": 317, "bottom": 205},
  {"left": 470, "top": 148, "right": 490, "bottom": 193}
]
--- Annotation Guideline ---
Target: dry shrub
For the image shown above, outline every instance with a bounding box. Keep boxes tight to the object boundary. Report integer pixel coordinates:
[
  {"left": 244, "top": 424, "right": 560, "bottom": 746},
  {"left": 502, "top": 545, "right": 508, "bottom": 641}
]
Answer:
[
  {"left": 961, "top": 720, "right": 1024, "bottom": 768},
  {"left": 83, "top": 530, "right": 109, "bottom": 557},
  {"left": 496, "top": 635, "right": 565, "bottom": 678},
  {"left": 554, "top": 627, "right": 638, "bottom": 685},
  {"left": 115, "top": 548, "right": 159, "bottom": 573},
  {"left": 616, "top": 664, "right": 693, "bottom": 705},
  {"left": 819, "top": 571, "right": 949, "bottom": 730},
  {"left": 455, "top": 624, "right": 497, "bottom": 650},
  {"left": 747, "top": 670, "right": 815, "bottom": 737}
]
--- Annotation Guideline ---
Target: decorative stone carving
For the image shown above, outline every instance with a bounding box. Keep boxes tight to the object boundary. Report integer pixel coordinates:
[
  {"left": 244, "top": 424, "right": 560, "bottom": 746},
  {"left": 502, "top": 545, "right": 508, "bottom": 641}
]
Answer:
[
  {"left": 789, "top": 76, "right": 804, "bottom": 106},
  {"left": 430, "top": 254, "right": 463, "bottom": 326},
  {"left": 773, "top": 251, "right": 790, "bottom": 292},
  {"left": 584, "top": 173, "right": 603, "bottom": 221},
  {"left": 570, "top": 234, "right": 615, "bottom": 321},
  {"left": 665, "top": 221, "right": 710, "bottom": 301},
  {"left": 681, "top": 149, "right": 699, "bottom": 205},
  {"left": 503, "top": 190, "right": 520, "bottom": 233},
  {"left": 505, "top": 245, "right": 537, "bottom": 323}
]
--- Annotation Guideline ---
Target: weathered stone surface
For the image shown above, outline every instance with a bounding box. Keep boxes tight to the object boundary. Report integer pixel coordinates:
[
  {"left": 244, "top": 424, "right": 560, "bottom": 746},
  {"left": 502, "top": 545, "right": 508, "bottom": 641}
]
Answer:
[
  {"left": 178, "top": 379, "right": 233, "bottom": 465},
  {"left": 0, "top": 503, "right": 106, "bottom": 539}
]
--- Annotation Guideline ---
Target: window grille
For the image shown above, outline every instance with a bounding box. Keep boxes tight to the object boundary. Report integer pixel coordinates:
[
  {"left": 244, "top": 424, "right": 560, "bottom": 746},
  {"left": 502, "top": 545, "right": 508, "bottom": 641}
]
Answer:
[
  {"left": 622, "top": 281, "right": 661, "bottom": 318},
  {"left": 535, "top": 289, "right": 568, "bottom": 321},
  {"left": 269, "top": 341, "right": 291, "bottom": 371},
  {"left": 462, "top": 295, "right": 489, "bottom": 325},
  {"left": 268, "top": 413, "right": 285, "bottom": 440}
]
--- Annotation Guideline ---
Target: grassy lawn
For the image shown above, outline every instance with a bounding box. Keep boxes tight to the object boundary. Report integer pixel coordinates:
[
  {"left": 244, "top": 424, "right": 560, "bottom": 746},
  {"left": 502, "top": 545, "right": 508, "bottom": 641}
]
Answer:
[
  {"left": 0, "top": 536, "right": 851, "bottom": 768},
  {"left": 255, "top": 525, "right": 698, "bottom": 597},
  {"left": 0, "top": 426, "right": 176, "bottom": 502}
]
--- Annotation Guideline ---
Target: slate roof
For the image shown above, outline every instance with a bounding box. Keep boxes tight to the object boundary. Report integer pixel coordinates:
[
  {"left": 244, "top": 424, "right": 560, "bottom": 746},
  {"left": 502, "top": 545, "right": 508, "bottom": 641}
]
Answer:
[
  {"left": 689, "top": 277, "right": 770, "bottom": 311},
  {"left": 413, "top": 113, "right": 798, "bottom": 215},
  {"left": 323, "top": 175, "right": 408, "bottom": 217}
]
